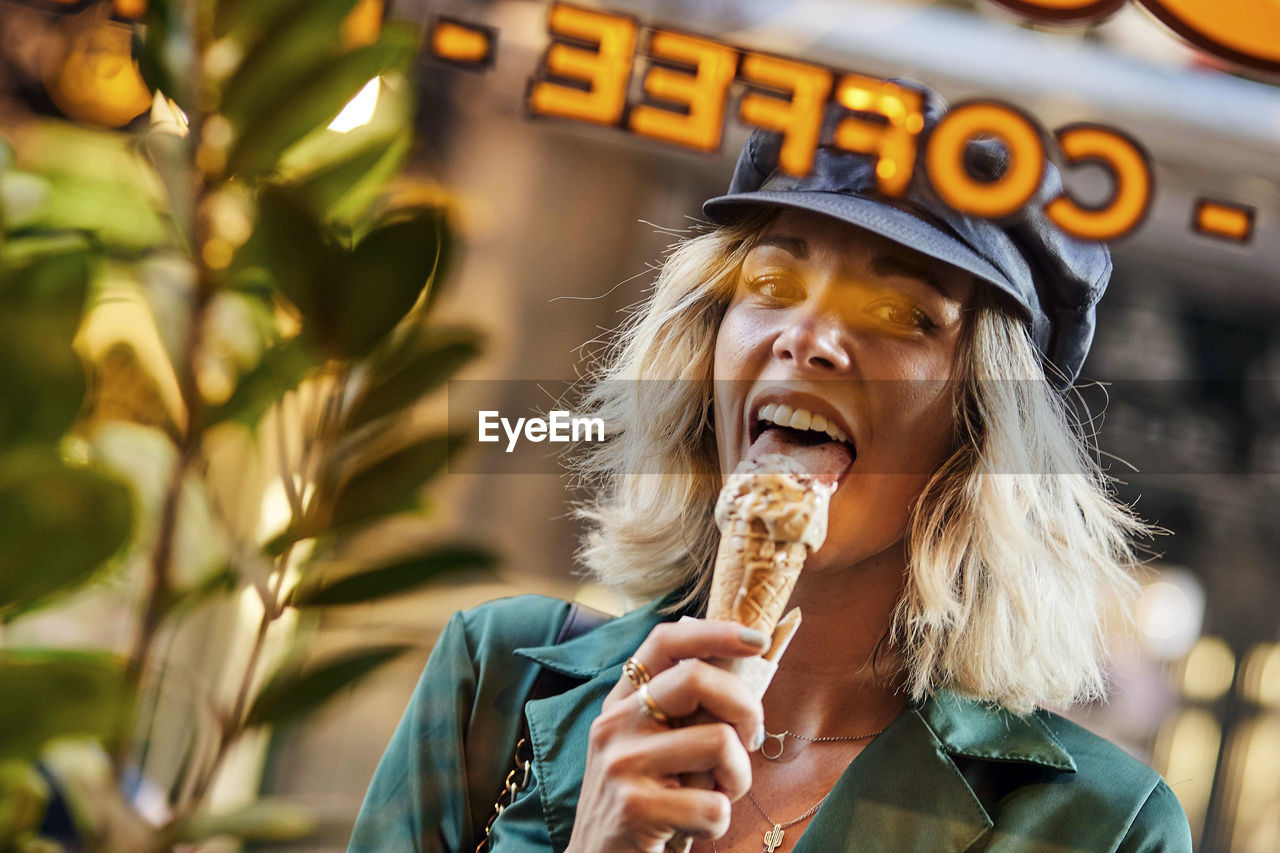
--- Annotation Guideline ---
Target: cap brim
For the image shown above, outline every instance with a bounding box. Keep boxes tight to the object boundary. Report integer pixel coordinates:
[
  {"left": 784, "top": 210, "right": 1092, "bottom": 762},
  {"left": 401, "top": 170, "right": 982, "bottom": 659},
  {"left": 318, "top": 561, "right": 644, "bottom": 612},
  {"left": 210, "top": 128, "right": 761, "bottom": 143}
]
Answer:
[{"left": 703, "top": 190, "right": 1027, "bottom": 318}]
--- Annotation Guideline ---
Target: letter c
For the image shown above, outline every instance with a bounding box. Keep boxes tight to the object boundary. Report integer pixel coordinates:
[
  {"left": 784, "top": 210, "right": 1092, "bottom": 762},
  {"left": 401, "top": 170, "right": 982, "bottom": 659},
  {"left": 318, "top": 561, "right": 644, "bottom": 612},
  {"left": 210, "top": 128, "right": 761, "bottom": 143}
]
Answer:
[{"left": 1045, "top": 124, "right": 1152, "bottom": 241}]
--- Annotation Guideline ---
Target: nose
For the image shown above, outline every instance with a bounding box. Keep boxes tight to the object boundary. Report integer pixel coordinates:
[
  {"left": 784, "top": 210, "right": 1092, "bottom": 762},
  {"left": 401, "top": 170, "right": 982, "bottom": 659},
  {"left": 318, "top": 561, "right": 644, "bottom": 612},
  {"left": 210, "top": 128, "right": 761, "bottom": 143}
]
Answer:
[{"left": 772, "top": 306, "right": 852, "bottom": 373}]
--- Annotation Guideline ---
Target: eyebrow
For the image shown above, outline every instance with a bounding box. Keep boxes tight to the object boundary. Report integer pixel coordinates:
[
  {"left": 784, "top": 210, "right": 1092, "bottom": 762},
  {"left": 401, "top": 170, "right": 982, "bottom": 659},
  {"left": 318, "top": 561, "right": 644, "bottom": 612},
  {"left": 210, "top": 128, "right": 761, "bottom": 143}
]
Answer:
[
  {"left": 753, "top": 234, "right": 809, "bottom": 259},
  {"left": 868, "top": 255, "right": 950, "bottom": 300},
  {"left": 752, "top": 233, "right": 953, "bottom": 300}
]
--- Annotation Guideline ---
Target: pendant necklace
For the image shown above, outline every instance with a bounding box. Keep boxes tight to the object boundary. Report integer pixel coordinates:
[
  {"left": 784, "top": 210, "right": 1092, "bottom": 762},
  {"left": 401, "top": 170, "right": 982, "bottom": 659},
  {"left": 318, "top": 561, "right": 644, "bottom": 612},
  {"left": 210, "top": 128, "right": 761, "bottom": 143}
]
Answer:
[
  {"left": 748, "top": 788, "right": 828, "bottom": 853},
  {"left": 708, "top": 788, "right": 830, "bottom": 853},
  {"left": 760, "top": 725, "right": 887, "bottom": 760}
]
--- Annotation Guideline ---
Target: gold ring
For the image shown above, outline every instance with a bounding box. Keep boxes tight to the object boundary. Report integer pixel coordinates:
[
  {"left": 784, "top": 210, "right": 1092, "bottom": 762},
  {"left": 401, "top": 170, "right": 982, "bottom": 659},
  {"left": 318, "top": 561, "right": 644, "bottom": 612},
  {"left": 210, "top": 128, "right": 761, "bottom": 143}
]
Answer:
[
  {"left": 622, "top": 657, "right": 652, "bottom": 688},
  {"left": 636, "top": 683, "right": 671, "bottom": 725}
]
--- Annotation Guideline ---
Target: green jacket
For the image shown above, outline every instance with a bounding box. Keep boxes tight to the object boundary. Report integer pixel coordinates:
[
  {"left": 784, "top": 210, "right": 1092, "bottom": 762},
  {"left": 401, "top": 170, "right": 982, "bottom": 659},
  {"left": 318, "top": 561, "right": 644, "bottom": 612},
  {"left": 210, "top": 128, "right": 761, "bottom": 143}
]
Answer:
[{"left": 349, "top": 594, "right": 1192, "bottom": 852}]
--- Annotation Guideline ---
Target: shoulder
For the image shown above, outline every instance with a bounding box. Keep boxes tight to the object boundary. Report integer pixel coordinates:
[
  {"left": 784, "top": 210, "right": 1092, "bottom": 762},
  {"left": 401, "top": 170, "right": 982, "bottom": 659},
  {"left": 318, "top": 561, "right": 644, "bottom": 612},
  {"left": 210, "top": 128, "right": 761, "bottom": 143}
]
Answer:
[
  {"left": 1034, "top": 709, "right": 1193, "bottom": 851},
  {"left": 1034, "top": 709, "right": 1161, "bottom": 794},
  {"left": 447, "top": 594, "right": 572, "bottom": 660},
  {"left": 924, "top": 692, "right": 1191, "bottom": 850}
]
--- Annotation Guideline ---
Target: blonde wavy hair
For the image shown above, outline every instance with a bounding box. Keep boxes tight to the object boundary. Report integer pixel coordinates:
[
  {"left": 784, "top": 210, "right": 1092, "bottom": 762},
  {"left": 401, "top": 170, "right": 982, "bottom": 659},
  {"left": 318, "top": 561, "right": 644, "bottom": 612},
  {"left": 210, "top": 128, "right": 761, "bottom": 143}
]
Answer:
[{"left": 568, "top": 215, "right": 1152, "bottom": 714}]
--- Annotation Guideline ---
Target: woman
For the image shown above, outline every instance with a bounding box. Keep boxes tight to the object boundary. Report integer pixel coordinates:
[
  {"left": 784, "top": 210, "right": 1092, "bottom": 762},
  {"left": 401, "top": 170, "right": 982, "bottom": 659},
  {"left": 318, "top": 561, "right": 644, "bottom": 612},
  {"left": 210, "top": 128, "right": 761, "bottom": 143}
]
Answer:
[{"left": 350, "top": 87, "right": 1193, "bottom": 852}]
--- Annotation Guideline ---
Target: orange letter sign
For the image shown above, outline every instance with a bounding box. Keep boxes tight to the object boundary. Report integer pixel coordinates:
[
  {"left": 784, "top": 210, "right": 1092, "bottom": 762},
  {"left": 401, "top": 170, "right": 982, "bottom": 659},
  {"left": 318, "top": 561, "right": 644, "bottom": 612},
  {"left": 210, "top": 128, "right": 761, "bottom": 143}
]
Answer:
[
  {"left": 738, "top": 53, "right": 834, "bottom": 177},
  {"left": 528, "top": 4, "right": 638, "bottom": 126},
  {"left": 629, "top": 31, "right": 738, "bottom": 152}
]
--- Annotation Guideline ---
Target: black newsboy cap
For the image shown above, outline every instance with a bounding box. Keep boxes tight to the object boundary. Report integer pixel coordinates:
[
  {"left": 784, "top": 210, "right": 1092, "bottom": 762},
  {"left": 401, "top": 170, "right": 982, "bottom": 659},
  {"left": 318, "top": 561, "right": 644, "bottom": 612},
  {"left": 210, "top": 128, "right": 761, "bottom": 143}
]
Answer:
[{"left": 703, "top": 83, "right": 1111, "bottom": 391}]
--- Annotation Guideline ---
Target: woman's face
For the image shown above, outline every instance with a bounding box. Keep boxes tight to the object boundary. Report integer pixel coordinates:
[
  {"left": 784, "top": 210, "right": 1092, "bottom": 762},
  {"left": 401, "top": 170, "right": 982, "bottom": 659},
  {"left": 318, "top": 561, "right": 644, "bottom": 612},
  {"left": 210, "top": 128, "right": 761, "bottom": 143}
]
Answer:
[{"left": 713, "top": 209, "right": 974, "bottom": 575}]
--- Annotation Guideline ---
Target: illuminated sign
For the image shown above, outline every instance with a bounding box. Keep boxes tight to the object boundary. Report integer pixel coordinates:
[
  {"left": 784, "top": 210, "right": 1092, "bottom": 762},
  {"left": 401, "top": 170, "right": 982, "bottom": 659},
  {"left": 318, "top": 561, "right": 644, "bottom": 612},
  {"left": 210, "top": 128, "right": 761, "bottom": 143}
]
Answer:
[{"left": 422, "top": 2, "right": 1270, "bottom": 244}]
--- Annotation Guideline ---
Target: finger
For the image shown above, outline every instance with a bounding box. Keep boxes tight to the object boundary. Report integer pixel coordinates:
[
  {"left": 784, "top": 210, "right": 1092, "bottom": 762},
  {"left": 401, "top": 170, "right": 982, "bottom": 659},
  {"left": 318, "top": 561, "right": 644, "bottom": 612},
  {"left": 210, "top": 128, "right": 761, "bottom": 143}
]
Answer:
[
  {"left": 647, "top": 659, "right": 765, "bottom": 750},
  {"left": 640, "top": 619, "right": 772, "bottom": 672},
  {"left": 618, "top": 783, "right": 732, "bottom": 841},
  {"left": 621, "top": 723, "right": 753, "bottom": 800},
  {"left": 605, "top": 619, "right": 770, "bottom": 705}
]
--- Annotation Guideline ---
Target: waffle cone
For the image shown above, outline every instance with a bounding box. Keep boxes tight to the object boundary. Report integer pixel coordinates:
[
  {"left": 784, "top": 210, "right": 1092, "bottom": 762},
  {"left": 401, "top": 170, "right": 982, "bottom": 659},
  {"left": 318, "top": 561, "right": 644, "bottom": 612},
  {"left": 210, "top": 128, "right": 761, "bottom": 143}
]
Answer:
[
  {"left": 729, "top": 539, "right": 807, "bottom": 635},
  {"left": 707, "top": 454, "right": 835, "bottom": 633},
  {"left": 706, "top": 516, "right": 762, "bottom": 620}
]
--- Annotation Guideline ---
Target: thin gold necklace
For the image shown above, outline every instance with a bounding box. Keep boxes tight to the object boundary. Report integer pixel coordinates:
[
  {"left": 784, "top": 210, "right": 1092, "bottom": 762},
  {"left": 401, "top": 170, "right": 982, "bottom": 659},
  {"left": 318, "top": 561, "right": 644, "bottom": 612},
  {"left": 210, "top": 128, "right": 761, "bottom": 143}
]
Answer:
[
  {"left": 710, "top": 788, "right": 829, "bottom": 853},
  {"left": 760, "top": 724, "right": 887, "bottom": 760}
]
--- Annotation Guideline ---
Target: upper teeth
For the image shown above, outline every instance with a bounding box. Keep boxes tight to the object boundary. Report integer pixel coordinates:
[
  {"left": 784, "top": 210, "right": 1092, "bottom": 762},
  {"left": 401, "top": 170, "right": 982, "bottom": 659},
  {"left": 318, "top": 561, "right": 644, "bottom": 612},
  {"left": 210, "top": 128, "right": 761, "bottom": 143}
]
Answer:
[{"left": 758, "top": 403, "right": 849, "bottom": 444}]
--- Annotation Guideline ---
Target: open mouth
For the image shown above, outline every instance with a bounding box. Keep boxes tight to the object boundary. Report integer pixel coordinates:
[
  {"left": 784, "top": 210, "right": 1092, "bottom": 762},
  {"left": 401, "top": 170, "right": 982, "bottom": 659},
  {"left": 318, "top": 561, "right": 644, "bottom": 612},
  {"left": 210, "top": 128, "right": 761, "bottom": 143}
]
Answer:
[{"left": 747, "top": 402, "right": 857, "bottom": 484}]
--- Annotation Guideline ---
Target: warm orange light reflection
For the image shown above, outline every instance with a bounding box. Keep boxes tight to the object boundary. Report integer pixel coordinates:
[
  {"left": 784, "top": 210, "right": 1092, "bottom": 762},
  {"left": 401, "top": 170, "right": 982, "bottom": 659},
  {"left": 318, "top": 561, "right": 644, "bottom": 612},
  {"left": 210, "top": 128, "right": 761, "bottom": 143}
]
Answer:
[
  {"left": 430, "top": 19, "right": 494, "bottom": 65},
  {"left": 113, "top": 0, "right": 148, "bottom": 18},
  {"left": 1222, "top": 715, "right": 1280, "bottom": 850},
  {"left": 342, "top": 0, "right": 385, "bottom": 49},
  {"left": 628, "top": 31, "right": 736, "bottom": 152},
  {"left": 1179, "top": 635, "right": 1236, "bottom": 701},
  {"left": 738, "top": 54, "right": 833, "bottom": 177},
  {"left": 833, "top": 75, "right": 924, "bottom": 196},
  {"left": 1192, "top": 199, "right": 1254, "bottom": 243},
  {"left": 528, "top": 4, "right": 637, "bottom": 127},
  {"left": 45, "top": 17, "right": 153, "bottom": 129},
  {"left": 1153, "top": 708, "right": 1220, "bottom": 843},
  {"left": 1046, "top": 124, "right": 1152, "bottom": 241},
  {"left": 925, "top": 101, "right": 1044, "bottom": 218}
]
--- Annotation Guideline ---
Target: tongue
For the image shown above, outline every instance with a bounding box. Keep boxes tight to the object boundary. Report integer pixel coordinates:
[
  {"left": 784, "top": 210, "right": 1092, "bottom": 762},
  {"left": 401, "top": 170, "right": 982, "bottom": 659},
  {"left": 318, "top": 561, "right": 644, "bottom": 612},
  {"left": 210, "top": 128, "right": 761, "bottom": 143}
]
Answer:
[{"left": 747, "top": 427, "right": 854, "bottom": 484}]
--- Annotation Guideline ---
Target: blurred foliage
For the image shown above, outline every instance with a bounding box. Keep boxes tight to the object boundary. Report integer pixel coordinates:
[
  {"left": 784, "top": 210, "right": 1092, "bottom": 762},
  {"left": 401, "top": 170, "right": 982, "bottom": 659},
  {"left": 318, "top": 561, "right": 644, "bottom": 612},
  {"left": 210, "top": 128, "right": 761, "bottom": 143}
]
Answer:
[{"left": 0, "top": 0, "right": 492, "bottom": 848}]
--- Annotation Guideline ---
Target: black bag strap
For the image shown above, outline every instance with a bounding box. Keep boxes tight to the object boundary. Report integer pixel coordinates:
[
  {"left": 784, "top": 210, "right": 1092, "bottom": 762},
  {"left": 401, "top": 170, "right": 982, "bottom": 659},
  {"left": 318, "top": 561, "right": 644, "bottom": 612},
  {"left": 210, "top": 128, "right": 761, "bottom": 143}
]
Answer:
[{"left": 475, "top": 600, "right": 614, "bottom": 852}]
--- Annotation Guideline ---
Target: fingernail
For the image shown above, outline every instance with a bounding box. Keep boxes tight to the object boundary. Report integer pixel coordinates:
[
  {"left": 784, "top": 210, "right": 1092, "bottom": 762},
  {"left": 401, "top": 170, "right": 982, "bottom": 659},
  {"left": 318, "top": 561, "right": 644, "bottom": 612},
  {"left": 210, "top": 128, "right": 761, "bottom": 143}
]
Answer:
[
  {"left": 751, "top": 726, "right": 765, "bottom": 751},
  {"left": 740, "top": 627, "right": 769, "bottom": 648}
]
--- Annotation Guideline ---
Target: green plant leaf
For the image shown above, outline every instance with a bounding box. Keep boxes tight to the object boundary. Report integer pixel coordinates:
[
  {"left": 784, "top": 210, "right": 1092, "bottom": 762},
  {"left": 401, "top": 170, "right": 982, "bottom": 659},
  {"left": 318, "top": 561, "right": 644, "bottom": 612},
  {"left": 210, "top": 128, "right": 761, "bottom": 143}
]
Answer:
[
  {"left": 215, "top": 0, "right": 312, "bottom": 48},
  {"left": 291, "top": 543, "right": 496, "bottom": 607},
  {"left": 327, "top": 432, "right": 464, "bottom": 530},
  {"left": 0, "top": 452, "right": 132, "bottom": 617},
  {"left": 1, "top": 124, "right": 173, "bottom": 250},
  {"left": 169, "top": 797, "right": 315, "bottom": 843},
  {"left": 219, "top": 0, "right": 365, "bottom": 133},
  {"left": 140, "top": 128, "right": 194, "bottom": 244},
  {"left": 226, "top": 24, "right": 419, "bottom": 182},
  {"left": 332, "top": 206, "right": 445, "bottom": 358},
  {"left": 0, "top": 241, "right": 91, "bottom": 447},
  {"left": 0, "top": 171, "right": 51, "bottom": 228},
  {"left": 424, "top": 210, "right": 455, "bottom": 310},
  {"left": 284, "top": 126, "right": 410, "bottom": 219},
  {"left": 204, "top": 336, "right": 318, "bottom": 428},
  {"left": 347, "top": 325, "right": 482, "bottom": 428},
  {"left": 136, "top": 0, "right": 195, "bottom": 113},
  {"left": 0, "top": 651, "right": 130, "bottom": 762},
  {"left": 244, "top": 645, "right": 410, "bottom": 729},
  {"left": 0, "top": 761, "right": 49, "bottom": 845},
  {"left": 239, "top": 186, "right": 344, "bottom": 351}
]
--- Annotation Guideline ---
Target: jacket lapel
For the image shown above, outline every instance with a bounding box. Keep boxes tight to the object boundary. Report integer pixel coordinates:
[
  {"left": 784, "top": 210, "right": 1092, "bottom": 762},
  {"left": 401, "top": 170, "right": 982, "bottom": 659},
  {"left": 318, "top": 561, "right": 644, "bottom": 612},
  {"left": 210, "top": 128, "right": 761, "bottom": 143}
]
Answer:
[
  {"left": 794, "top": 706, "right": 993, "bottom": 853},
  {"left": 516, "top": 599, "right": 675, "bottom": 852},
  {"left": 917, "top": 691, "right": 1077, "bottom": 773},
  {"left": 795, "top": 690, "right": 1078, "bottom": 852}
]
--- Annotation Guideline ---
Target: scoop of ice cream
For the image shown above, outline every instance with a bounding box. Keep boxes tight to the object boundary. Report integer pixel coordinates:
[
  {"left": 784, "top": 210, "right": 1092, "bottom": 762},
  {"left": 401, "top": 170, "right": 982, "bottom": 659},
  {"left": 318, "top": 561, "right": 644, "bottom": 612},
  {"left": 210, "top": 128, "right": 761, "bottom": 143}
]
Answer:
[{"left": 714, "top": 454, "right": 837, "bottom": 552}]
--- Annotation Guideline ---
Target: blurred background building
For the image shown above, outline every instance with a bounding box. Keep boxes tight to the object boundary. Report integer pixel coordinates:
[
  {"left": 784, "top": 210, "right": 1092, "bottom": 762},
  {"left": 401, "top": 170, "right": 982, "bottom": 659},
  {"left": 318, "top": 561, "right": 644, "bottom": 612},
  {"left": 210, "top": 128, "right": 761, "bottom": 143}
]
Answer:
[{"left": 2, "top": 0, "right": 1278, "bottom": 850}]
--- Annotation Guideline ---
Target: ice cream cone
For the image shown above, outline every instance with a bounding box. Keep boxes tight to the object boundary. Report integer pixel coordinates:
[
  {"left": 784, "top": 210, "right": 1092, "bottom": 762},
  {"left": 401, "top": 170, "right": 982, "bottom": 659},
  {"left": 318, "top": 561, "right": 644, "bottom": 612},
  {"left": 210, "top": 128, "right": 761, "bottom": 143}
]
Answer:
[{"left": 665, "top": 456, "right": 836, "bottom": 852}]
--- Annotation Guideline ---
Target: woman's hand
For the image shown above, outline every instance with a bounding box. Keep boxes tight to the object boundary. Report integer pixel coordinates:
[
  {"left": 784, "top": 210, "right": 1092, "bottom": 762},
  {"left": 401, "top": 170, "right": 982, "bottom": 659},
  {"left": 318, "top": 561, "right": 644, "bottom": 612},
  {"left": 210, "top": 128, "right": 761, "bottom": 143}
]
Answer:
[{"left": 565, "top": 617, "right": 770, "bottom": 853}]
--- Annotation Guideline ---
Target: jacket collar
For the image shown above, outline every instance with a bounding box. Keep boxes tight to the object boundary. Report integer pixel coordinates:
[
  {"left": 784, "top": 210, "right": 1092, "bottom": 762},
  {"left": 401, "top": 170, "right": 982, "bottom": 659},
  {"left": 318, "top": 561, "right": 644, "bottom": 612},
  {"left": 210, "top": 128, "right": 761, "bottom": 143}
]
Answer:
[
  {"left": 515, "top": 595, "right": 672, "bottom": 678},
  {"left": 514, "top": 598, "right": 1076, "bottom": 853}
]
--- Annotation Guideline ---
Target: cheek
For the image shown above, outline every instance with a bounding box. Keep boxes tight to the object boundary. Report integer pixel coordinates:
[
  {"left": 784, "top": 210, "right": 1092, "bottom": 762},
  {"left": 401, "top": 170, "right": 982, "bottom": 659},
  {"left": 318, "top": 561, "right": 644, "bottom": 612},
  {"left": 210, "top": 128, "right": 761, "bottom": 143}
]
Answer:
[
  {"left": 890, "top": 387, "right": 955, "bottom": 468},
  {"left": 713, "top": 303, "right": 771, "bottom": 382},
  {"left": 813, "top": 474, "right": 927, "bottom": 570}
]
